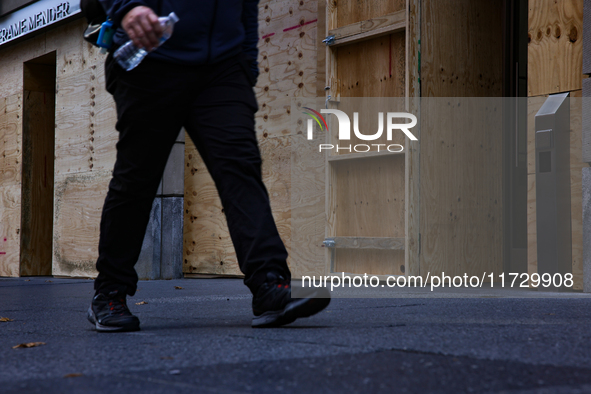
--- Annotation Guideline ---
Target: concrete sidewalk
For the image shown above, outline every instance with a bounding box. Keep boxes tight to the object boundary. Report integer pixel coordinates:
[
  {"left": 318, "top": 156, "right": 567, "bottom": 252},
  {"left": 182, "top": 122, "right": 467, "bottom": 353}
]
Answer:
[{"left": 1, "top": 277, "right": 591, "bottom": 393}]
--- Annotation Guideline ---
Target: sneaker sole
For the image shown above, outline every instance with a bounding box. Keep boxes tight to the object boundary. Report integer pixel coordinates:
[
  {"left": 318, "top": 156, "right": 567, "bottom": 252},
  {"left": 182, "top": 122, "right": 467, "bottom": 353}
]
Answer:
[
  {"left": 252, "top": 296, "right": 331, "bottom": 328},
  {"left": 87, "top": 307, "right": 141, "bottom": 333}
]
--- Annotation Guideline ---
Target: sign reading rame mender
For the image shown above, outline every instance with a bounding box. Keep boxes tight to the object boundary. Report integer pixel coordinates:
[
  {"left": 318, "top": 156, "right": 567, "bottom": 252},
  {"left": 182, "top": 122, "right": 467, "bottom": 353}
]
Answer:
[{"left": 0, "top": 0, "right": 80, "bottom": 46}]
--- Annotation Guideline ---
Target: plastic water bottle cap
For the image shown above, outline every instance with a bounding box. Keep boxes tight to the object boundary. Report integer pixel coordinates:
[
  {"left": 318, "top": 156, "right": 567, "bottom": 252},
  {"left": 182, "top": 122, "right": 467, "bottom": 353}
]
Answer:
[{"left": 168, "top": 12, "right": 179, "bottom": 23}]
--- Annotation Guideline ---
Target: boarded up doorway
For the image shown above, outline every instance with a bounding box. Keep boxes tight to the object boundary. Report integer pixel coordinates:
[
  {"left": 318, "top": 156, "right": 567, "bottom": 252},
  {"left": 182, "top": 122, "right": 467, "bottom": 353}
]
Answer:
[{"left": 20, "top": 52, "right": 56, "bottom": 276}]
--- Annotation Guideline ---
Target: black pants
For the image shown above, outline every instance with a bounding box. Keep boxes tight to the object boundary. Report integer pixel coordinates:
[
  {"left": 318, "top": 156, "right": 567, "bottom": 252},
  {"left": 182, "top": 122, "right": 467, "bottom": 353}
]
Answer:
[{"left": 94, "top": 53, "right": 290, "bottom": 296}]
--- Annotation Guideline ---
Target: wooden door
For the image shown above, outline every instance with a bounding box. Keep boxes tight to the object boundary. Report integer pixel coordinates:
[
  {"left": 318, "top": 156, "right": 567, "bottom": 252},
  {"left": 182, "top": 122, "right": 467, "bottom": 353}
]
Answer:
[{"left": 322, "top": 0, "right": 420, "bottom": 278}]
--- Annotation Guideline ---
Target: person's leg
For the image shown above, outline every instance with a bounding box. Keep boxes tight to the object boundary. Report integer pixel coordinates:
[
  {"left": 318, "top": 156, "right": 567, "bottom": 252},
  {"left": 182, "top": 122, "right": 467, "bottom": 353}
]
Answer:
[
  {"left": 183, "top": 54, "right": 329, "bottom": 327},
  {"left": 94, "top": 57, "right": 187, "bottom": 296},
  {"left": 183, "top": 55, "right": 289, "bottom": 294}
]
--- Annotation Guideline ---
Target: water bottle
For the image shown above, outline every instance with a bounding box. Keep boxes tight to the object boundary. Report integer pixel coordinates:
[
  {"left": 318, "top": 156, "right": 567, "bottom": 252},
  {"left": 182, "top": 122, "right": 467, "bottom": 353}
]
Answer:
[{"left": 114, "top": 12, "right": 179, "bottom": 71}]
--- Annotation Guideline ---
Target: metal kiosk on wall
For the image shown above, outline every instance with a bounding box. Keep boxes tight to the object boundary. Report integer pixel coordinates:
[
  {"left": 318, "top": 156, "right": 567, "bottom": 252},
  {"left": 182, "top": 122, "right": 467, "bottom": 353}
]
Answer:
[{"left": 535, "top": 93, "right": 572, "bottom": 289}]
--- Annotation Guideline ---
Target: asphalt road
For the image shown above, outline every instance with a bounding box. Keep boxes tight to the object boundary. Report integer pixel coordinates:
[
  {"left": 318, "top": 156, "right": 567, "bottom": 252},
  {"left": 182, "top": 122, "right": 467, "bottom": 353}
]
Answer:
[{"left": 1, "top": 277, "right": 591, "bottom": 393}]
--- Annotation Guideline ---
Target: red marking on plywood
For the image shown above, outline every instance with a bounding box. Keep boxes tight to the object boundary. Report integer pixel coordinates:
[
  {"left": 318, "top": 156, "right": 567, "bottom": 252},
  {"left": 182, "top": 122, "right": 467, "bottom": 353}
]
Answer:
[
  {"left": 283, "top": 19, "right": 317, "bottom": 32},
  {"left": 261, "top": 33, "right": 275, "bottom": 39}
]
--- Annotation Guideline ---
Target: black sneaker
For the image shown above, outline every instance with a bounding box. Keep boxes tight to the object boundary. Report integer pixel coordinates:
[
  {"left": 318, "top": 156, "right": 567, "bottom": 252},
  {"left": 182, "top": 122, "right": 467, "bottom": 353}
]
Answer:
[
  {"left": 252, "top": 273, "right": 330, "bottom": 328},
  {"left": 87, "top": 289, "right": 140, "bottom": 332}
]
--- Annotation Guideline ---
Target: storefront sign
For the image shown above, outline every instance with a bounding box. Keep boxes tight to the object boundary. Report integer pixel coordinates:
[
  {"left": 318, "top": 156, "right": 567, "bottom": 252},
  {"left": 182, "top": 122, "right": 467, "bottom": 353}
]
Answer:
[{"left": 0, "top": 0, "right": 81, "bottom": 46}]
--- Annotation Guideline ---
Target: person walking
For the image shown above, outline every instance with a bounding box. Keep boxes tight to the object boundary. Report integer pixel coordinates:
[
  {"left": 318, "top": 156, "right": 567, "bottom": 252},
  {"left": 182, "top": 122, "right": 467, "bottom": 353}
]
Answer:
[{"left": 87, "top": 0, "right": 330, "bottom": 332}]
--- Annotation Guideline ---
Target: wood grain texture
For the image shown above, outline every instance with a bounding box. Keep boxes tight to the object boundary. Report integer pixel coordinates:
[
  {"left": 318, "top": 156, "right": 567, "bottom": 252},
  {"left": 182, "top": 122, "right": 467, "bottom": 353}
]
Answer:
[
  {"left": 406, "top": 0, "right": 420, "bottom": 276},
  {"left": 335, "top": 0, "right": 405, "bottom": 28},
  {"left": 46, "top": 19, "right": 102, "bottom": 79},
  {"left": 91, "top": 63, "right": 118, "bottom": 173},
  {"left": 421, "top": 0, "right": 504, "bottom": 97},
  {"left": 0, "top": 35, "right": 46, "bottom": 97},
  {"left": 0, "top": 18, "right": 117, "bottom": 278},
  {"left": 336, "top": 32, "right": 406, "bottom": 98},
  {"left": 20, "top": 88, "right": 55, "bottom": 277},
  {"left": 290, "top": 114, "right": 326, "bottom": 278},
  {"left": 0, "top": 185, "right": 22, "bottom": 277},
  {"left": 0, "top": 94, "right": 22, "bottom": 188},
  {"left": 335, "top": 249, "right": 405, "bottom": 276},
  {"left": 54, "top": 70, "right": 93, "bottom": 176},
  {"left": 528, "top": 0, "right": 584, "bottom": 97},
  {"left": 329, "top": 10, "right": 406, "bottom": 47},
  {"left": 255, "top": 97, "right": 292, "bottom": 139},
  {"left": 183, "top": 137, "right": 239, "bottom": 276},
  {"left": 334, "top": 155, "right": 405, "bottom": 239},
  {"left": 419, "top": 99, "right": 504, "bottom": 278},
  {"left": 256, "top": 0, "right": 318, "bottom": 104},
  {"left": 324, "top": 1, "right": 408, "bottom": 277},
  {"left": 327, "top": 150, "right": 404, "bottom": 162},
  {"left": 316, "top": 0, "right": 327, "bottom": 97},
  {"left": 0, "top": 94, "right": 22, "bottom": 277},
  {"left": 326, "top": 236, "right": 405, "bottom": 250},
  {"left": 418, "top": 1, "right": 505, "bottom": 280},
  {"left": 52, "top": 171, "right": 110, "bottom": 278},
  {"left": 329, "top": 152, "right": 406, "bottom": 276}
]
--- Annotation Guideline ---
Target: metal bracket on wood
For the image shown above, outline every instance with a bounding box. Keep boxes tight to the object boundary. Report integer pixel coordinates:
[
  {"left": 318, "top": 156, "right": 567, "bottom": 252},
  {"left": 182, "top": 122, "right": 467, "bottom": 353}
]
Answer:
[
  {"left": 322, "top": 35, "right": 335, "bottom": 46},
  {"left": 323, "top": 238, "right": 337, "bottom": 273},
  {"left": 323, "top": 238, "right": 336, "bottom": 248}
]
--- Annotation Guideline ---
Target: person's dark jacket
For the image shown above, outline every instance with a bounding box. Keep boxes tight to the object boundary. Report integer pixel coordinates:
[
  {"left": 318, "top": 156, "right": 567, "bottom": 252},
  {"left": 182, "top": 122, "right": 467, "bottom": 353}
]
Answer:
[{"left": 98, "top": 0, "right": 259, "bottom": 80}]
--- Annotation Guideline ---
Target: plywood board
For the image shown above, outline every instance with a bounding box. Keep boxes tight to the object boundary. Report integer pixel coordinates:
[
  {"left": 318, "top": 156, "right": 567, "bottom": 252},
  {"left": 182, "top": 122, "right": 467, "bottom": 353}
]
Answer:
[
  {"left": 0, "top": 34, "right": 46, "bottom": 97},
  {"left": 46, "top": 19, "right": 102, "bottom": 79},
  {"left": 90, "top": 63, "right": 118, "bottom": 173},
  {"left": 419, "top": 99, "right": 504, "bottom": 278},
  {"left": 528, "top": 0, "right": 584, "bottom": 97},
  {"left": 0, "top": 185, "right": 22, "bottom": 277},
  {"left": 335, "top": 249, "right": 405, "bottom": 276},
  {"left": 335, "top": 0, "right": 405, "bottom": 28},
  {"left": 336, "top": 32, "right": 406, "bottom": 98},
  {"left": 255, "top": 97, "right": 292, "bottom": 139},
  {"left": 421, "top": 0, "right": 504, "bottom": 97},
  {"left": 20, "top": 89, "right": 54, "bottom": 277},
  {"left": 54, "top": 70, "right": 93, "bottom": 175},
  {"left": 0, "top": 93, "right": 22, "bottom": 277},
  {"left": 329, "top": 153, "right": 405, "bottom": 276},
  {"left": 52, "top": 171, "right": 110, "bottom": 278},
  {"left": 257, "top": 0, "right": 318, "bottom": 104},
  {"left": 183, "top": 143, "right": 239, "bottom": 276},
  {"left": 406, "top": 0, "right": 421, "bottom": 276},
  {"left": 290, "top": 117, "right": 326, "bottom": 278},
  {"left": 316, "top": 0, "right": 327, "bottom": 97},
  {"left": 0, "top": 94, "right": 22, "bottom": 188},
  {"left": 334, "top": 155, "right": 405, "bottom": 238},
  {"left": 329, "top": 10, "right": 405, "bottom": 47}
]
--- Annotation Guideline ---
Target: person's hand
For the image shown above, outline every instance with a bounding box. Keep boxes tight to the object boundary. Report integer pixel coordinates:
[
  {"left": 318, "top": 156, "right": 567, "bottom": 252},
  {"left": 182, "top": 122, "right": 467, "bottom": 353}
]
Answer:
[{"left": 121, "top": 6, "right": 163, "bottom": 51}]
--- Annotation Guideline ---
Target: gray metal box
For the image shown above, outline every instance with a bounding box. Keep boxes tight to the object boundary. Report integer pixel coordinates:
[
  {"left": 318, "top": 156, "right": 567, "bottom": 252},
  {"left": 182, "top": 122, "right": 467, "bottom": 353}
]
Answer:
[{"left": 535, "top": 93, "right": 572, "bottom": 289}]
